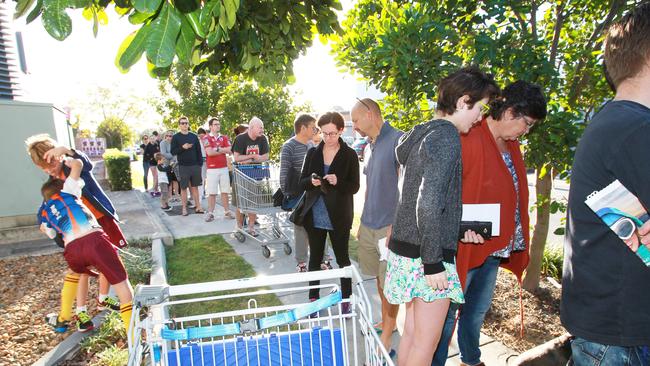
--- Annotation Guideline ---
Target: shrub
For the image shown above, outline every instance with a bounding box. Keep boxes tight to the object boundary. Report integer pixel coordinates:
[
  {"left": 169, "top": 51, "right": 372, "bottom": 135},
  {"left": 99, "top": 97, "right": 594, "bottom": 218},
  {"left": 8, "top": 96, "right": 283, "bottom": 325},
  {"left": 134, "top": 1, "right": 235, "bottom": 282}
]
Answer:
[
  {"left": 122, "top": 247, "right": 153, "bottom": 286},
  {"left": 80, "top": 312, "right": 126, "bottom": 354},
  {"left": 91, "top": 345, "right": 128, "bottom": 366},
  {"left": 103, "top": 149, "right": 132, "bottom": 191},
  {"left": 541, "top": 246, "right": 564, "bottom": 281}
]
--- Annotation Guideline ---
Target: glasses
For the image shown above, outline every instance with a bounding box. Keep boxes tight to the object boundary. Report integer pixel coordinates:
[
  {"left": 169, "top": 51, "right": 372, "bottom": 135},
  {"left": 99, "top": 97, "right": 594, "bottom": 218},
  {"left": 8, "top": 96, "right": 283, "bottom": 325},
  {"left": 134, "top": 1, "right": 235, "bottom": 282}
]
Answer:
[
  {"left": 179, "top": 122, "right": 189, "bottom": 125},
  {"left": 311, "top": 126, "right": 320, "bottom": 133},
  {"left": 356, "top": 97, "right": 370, "bottom": 110},
  {"left": 321, "top": 131, "right": 340, "bottom": 138},
  {"left": 479, "top": 101, "right": 491, "bottom": 115},
  {"left": 521, "top": 116, "right": 535, "bottom": 128}
]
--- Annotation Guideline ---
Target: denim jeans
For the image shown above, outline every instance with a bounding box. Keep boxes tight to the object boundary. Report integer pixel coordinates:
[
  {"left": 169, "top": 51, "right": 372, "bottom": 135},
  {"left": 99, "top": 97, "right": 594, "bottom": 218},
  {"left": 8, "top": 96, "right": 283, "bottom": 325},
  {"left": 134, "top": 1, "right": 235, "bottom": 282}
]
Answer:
[
  {"left": 571, "top": 338, "right": 650, "bottom": 366},
  {"left": 431, "top": 256, "right": 501, "bottom": 366}
]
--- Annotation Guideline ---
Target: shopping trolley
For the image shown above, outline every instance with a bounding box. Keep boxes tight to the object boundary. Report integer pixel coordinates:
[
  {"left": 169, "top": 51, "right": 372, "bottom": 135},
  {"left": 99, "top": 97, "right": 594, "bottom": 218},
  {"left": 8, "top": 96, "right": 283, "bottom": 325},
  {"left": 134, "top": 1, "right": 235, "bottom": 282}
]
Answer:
[
  {"left": 127, "top": 266, "right": 394, "bottom": 366},
  {"left": 232, "top": 163, "right": 291, "bottom": 258}
]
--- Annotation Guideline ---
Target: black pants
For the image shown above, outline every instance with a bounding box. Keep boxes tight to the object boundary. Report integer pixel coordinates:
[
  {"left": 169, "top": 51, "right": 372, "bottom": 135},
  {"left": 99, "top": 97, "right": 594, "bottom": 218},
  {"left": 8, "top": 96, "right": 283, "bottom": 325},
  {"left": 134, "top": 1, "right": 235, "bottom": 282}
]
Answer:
[{"left": 304, "top": 224, "right": 352, "bottom": 300}]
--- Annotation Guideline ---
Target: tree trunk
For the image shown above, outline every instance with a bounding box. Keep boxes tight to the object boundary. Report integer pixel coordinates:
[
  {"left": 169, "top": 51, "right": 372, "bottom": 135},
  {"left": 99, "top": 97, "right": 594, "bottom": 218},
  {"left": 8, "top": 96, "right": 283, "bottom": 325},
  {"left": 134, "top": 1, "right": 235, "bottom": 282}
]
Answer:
[{"left": 523, "top": 171, "right": 553, "bottom": 291}]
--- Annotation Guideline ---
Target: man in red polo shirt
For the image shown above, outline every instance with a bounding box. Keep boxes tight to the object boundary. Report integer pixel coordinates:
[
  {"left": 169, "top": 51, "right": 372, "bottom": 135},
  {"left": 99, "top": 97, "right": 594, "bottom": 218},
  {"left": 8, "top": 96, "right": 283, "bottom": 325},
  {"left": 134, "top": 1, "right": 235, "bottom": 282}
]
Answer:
[{"left": 202, "top": 117, "right": 234, "bottom": 222}]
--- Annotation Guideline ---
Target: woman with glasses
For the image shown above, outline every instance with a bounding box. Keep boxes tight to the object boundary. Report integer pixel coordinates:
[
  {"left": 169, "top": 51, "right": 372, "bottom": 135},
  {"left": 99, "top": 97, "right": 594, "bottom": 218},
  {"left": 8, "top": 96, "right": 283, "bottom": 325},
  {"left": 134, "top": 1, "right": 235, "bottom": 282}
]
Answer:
[
  {"left": 295, "top": 111, "right": 360, "bottom": 313},
  {"left": 431, "top": 81, "right": 547, "bottom": 366},
  {"left": 383, "top": 67, "right": 499, "bottom": 366}
]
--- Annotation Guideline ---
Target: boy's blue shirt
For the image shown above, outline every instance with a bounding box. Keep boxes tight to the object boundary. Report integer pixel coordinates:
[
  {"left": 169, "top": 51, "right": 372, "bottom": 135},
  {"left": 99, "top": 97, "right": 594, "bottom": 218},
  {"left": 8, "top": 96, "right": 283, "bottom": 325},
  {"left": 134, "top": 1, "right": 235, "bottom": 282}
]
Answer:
[{"left": 39, "top": 191, "right": 99, "bottom": 243}]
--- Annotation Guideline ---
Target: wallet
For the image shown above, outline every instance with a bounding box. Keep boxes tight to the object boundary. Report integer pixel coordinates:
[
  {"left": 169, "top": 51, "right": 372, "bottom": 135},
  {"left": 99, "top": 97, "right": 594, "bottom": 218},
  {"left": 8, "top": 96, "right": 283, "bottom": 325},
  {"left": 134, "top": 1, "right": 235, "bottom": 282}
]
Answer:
[{"left": 458, "top": 221, "right": 492, "bottom": 240}]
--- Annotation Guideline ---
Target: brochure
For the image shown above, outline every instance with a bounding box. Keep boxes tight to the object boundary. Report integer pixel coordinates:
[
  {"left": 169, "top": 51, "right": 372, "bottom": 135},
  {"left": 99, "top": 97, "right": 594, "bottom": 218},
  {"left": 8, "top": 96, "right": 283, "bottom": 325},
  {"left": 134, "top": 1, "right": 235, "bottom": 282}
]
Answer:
[{"left": 585, "top": 179, "right": 650, "bottom": 266}]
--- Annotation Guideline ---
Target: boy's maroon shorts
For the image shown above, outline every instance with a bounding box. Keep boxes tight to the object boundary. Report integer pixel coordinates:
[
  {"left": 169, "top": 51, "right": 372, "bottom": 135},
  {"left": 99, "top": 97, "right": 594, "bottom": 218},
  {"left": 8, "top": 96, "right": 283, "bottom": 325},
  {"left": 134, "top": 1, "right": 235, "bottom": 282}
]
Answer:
[
  {"left": 97, "top": 216, "right": 128, "bottom": 248},
  {"left": 64, "top": 231, "right": 128, "bottom": 285}
]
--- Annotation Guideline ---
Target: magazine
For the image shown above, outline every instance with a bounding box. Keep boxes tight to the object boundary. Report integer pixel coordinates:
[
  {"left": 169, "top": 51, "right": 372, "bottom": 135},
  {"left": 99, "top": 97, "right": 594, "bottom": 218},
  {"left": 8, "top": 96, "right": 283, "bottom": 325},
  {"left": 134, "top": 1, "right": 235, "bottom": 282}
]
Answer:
[{"left": 585, "top": 179, "right": 650, "bottom": 266}]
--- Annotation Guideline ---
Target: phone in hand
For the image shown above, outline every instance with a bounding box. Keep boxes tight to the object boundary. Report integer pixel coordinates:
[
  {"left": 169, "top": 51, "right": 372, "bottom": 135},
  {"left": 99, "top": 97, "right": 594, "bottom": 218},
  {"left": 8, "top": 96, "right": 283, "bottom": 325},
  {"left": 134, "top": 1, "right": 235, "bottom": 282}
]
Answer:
[
  {"left": 311, "top": 173, "right": 322, "bottom": 180},
  {"left": 458, "top": 221, "right": 492, "bottom": 241}
]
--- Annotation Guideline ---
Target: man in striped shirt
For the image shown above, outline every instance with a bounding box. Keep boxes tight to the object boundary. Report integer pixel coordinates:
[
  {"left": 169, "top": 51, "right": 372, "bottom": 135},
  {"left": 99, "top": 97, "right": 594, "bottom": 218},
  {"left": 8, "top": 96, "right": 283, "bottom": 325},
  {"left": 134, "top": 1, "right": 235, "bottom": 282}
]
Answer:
[{"left": 280, "top": 114, "right": 319, "bottom": 272}]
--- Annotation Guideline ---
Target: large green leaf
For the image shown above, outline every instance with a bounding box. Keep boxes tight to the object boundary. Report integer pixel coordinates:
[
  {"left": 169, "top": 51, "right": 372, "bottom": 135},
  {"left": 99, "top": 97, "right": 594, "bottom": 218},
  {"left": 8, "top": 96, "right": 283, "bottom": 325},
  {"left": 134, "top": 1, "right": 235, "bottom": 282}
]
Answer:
[
  {"left": 116, "top": 24, "right": 150, "bottom": 72},
  {"left": 133, "top": 0, "right": 162, "bottom": 14},
  {"left": 145, "top": 3, "right": 182, "bottom": 68},
  {"left": 14, "top": 0, "right": 36, "bottom": 19},
  {"left": 41, "top": 0, "right": 72, "bottom": 41},
  {"left": 129, "top": 11, "right": 155, "bottom": 24},
  {"left": 175, "top": 17, "right": 195, "bottom": 65}
]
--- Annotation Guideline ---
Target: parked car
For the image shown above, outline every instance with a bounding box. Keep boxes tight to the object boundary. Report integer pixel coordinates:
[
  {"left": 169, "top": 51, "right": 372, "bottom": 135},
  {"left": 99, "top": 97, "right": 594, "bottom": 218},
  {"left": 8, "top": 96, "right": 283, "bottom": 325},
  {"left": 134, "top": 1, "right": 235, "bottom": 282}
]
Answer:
[
  {"left": 342, "top": 135, "right": 355, "bottom": 147},
  {"left": 352, "top": 137, "right": 369, "bottom": 161}
]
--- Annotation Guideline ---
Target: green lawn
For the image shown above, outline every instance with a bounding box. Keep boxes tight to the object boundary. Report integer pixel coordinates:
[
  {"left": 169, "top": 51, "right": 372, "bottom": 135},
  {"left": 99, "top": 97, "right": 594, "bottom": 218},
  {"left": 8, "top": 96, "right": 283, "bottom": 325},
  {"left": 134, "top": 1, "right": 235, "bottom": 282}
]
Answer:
[
  {"left": 165, "top": 235, "right": 282, "bottom": 318},
  {"left": 348, "top": 214, "right": 361, "bottom": 262},
  {"left": 130, "top": 158, "right": 144, "bottom": 190}
]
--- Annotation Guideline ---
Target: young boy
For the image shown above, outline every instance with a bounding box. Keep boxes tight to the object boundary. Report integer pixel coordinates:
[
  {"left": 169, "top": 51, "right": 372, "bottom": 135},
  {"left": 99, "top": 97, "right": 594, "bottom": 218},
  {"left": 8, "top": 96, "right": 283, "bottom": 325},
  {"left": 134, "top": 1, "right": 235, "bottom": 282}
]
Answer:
[
  {"left": 26, "top": 134, "right": 124, "bottom": 332},
  {"left": 39, "top": 159, "right": 134, "bottom": 333},
  {"left": 155, "top": 152, "right": 173, "bottom": 211}
]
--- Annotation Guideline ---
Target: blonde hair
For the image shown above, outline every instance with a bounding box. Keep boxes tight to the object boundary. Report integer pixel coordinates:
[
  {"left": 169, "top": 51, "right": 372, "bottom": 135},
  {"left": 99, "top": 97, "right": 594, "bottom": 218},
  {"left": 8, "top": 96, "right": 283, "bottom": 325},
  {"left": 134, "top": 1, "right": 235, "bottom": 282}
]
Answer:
[{"left": 25, "top": 134, "right": 57, "bottom": 167}]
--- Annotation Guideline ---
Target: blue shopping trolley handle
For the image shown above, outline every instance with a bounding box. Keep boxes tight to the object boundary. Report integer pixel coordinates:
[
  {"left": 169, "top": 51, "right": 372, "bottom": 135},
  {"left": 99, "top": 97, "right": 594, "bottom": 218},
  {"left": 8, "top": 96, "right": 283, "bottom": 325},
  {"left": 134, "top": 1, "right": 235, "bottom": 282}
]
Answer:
[{"left": 160, "top": 292, "right": 343, "bottom": 341}]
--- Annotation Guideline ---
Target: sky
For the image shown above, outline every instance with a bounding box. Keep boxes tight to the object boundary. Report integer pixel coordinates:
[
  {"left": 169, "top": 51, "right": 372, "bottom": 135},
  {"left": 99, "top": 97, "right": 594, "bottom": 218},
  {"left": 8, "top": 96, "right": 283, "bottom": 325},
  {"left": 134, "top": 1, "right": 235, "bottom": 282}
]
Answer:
[{"left": 9, "top": 1, "right": 383, "bottom": 133}]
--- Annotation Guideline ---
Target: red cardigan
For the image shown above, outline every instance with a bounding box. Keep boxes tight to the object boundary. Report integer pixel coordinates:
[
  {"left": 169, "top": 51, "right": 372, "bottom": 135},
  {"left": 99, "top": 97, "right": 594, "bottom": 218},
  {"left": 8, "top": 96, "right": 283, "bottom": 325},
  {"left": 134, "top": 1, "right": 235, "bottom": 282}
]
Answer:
[{"left": 456, "top": 120, "right": 530, "bottom": 288}]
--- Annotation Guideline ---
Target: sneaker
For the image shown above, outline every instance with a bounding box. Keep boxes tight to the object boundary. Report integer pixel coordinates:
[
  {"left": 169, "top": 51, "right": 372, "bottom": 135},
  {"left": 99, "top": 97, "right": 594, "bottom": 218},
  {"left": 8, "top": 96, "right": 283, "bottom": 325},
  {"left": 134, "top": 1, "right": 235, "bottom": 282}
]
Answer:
[
  {"left": 188, "top": 202, "right": 196, "bottom": 209},
  {"left": 45, "top": 313, "right": 69, "bottom": 333},
  {"left": 204, "top": 212, "right": 215, "bottom": 222},
  {"left": 161, "top": 205, "right": 173, "bottom": 211},
  {"left": 320, "top": 260, "right": 333, "bottom": 270},
  {"left": 76, "top": 311, "right": 94, "bottom": 332},
  {"left": 296, "top": 262, "right": 307, "bottom": 273},
  {"left": 97, "top": 297, "right": 120, "bottom": 311}
]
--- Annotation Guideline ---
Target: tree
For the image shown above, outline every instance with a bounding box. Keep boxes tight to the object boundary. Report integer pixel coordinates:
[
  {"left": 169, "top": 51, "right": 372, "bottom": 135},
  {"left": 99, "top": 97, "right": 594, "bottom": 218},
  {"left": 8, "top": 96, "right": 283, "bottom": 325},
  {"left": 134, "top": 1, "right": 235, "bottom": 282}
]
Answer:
[
  {"left": 96, "top": 116, "right": 134, "bottom": 150},
  {"left": 13, "top": 0, "right": 343, "bottom": 82},
  {"left": 331, "top": 0, "right": 637, "bottom": 291},
  {"left": 156, "top": 64, "right": 230, "bottom": 127},
  {"left": 217, "top": 80, "right": 311, "bottom": 159}
]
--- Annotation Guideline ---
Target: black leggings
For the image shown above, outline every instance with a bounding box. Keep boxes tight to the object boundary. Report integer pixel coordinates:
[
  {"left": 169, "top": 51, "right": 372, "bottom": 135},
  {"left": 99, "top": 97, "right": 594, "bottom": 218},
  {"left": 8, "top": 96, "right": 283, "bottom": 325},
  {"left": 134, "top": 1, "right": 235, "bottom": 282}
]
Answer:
[{"left": 304, "top": 224, "right": 352, "bottom": 300}]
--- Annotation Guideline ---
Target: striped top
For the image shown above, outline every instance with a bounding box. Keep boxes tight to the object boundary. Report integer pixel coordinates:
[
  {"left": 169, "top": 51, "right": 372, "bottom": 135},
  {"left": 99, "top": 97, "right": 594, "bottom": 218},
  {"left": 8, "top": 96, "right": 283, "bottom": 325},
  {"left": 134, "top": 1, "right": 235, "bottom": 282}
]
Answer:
[{"left": 279, "top": 137, "right": 313, "bottom": 196}]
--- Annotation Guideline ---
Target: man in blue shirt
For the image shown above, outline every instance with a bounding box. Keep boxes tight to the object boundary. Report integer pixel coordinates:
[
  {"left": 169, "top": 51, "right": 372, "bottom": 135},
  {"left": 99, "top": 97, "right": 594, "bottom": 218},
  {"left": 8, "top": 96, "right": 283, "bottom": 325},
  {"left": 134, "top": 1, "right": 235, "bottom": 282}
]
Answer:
[{"left": 351, "top": 98, "right": 402, "bottom": 356}]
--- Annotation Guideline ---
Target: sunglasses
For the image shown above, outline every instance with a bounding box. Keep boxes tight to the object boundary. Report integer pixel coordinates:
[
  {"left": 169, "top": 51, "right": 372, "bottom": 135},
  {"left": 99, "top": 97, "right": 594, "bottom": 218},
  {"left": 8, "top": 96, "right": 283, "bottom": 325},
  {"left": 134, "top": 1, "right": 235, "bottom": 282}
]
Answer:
[
  {"left": 478, "top": 101, "right": 491, "bottom": 115},
  {"left": 356, "top": 97, "right": 370, "bottom": 110},
  {"left": 179, "top": 122, "right": 189, "bottom": 125}
]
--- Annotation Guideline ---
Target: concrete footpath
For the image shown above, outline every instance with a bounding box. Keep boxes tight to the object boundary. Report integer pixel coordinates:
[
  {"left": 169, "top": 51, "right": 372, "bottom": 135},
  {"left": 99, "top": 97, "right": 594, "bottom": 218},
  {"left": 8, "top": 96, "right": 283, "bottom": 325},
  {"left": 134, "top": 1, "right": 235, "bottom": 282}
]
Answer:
[{"left": 140, "top": 191, "right": 517, "bottom": 365}]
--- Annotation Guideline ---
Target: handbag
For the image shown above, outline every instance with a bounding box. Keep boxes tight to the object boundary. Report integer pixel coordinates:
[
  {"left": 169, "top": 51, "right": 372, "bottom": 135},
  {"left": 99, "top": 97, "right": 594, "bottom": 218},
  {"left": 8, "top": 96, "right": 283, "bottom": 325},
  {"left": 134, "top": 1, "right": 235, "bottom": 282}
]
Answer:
[
  {"left": 288, "top": 192, "right": 307, "bottom": 226},
  {"left": 273, "top": 188, "right": 284, "bottom": 207}
]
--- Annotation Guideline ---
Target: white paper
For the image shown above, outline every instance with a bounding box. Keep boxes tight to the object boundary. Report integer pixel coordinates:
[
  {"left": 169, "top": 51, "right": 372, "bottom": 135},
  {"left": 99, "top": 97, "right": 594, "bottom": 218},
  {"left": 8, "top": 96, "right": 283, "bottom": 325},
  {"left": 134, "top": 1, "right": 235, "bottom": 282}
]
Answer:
[
  {"left": 377, "top": 237, "right": 388, "bottom": 262},
  {"left": 461, "top": 204, "right": 501, "bottom": 236}
]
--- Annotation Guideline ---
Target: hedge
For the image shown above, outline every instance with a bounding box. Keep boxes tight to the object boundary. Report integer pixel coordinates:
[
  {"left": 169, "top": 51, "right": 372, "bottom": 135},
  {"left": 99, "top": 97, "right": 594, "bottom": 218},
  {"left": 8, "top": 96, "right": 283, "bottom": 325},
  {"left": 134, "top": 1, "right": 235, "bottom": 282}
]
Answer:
[{"left": 103, "top": 149, "right": 132, "bottom": 191}]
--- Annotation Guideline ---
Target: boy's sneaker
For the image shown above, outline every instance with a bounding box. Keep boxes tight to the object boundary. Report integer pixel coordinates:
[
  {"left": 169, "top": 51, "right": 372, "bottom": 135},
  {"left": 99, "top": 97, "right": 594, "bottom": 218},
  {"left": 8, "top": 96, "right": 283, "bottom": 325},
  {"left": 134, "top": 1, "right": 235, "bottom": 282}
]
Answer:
[
  {"left": 45, "top": 313, "right": 69, "bottom": 333},
  {"left": 204, "top": 212, "right": 215, "bottom": 222},
  {"left": 76, "top": 311, "right": 94, "bottom": 332},
  {"left": 320, "top": 260, "right": 333, "bottom": 270},
  {"left": 97, "top": 297, "right": 121, "bottom": 311}
]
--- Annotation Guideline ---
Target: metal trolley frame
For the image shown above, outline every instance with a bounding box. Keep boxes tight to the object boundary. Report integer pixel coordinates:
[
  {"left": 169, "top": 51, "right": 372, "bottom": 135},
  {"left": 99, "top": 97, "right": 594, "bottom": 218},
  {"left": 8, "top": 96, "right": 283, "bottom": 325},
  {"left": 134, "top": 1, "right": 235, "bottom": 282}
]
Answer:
[
  {"left": 231, "top": 163, "right": 291, "bottom": 258},
  {"left": 127, "top": 266, "right": 395, "bottom": 366}
]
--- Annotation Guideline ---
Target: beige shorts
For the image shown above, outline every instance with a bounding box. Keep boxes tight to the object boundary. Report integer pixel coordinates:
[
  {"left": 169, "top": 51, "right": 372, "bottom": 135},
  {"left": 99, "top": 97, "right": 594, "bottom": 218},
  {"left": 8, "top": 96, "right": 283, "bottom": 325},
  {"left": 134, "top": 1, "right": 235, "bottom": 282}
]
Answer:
[
  {"left": 206, "top": 167, "right": 231, "bottom": 195},
  {"left": 358, "top": 223, "right": 390, "bottom": 289}
]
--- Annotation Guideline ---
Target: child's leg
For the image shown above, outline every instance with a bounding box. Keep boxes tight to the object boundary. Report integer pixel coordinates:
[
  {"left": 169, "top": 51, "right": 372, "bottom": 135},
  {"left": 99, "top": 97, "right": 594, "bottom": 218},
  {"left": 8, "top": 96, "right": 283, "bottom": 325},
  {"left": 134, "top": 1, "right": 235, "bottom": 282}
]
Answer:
[
  {"left": 160, "top": 183, "right": 169, "bottom": 206},
  {"left": 112, "top": 280, "right": 134, "bottom": 332},
  {"left": 59, "top": 270, "right": 80, "bottom": 321},
  {"left": 76, "top": 274, "right": 89, "bottom": 312}
]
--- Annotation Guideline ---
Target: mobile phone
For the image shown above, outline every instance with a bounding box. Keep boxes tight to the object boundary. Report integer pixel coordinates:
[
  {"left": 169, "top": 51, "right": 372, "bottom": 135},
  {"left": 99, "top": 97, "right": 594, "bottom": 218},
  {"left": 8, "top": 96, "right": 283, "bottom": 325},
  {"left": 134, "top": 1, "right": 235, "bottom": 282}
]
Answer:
[
  {"left": 311, "top": 173, "right": 322, "bottom": 180},
  {"left": 458, "top": 221, "right": 492, "bottom": 240}
]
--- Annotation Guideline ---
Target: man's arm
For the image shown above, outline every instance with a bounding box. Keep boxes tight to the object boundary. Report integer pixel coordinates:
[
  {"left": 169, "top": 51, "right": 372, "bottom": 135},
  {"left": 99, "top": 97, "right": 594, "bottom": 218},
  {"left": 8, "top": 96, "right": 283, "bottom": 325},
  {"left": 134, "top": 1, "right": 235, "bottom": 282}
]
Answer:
[{"left": 170, "top": 135, "right": 182, "bottom": 156}]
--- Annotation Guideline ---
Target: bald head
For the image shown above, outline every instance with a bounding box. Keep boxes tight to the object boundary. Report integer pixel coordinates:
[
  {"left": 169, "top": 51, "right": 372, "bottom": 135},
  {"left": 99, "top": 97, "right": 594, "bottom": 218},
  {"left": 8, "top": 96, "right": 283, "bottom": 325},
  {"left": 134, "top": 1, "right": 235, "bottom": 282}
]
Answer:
[
  {"left": 351, "top": 98, "right": 383, "bottom": 139},
  {"left": 248, "top": 116, "right": 265, "bottom": 139}
]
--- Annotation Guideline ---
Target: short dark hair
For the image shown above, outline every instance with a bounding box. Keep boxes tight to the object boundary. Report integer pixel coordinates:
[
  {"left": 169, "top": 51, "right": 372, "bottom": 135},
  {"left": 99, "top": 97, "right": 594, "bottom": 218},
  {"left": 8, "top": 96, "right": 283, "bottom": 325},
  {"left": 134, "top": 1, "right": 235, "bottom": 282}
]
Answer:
[
  {"left": 152, "top": 131, "right": 159, "bottom": 136},
  {"left": 604, "top": 2, "right": 650, "bottom": 88},
  {"left": 197, "top": 127, "right": 206, "bottom": 135},
  {"left": 436, "top": 66, "right": 500, "bottom": 115},
  {"left": 41, "top": 178, "right": 64, "bottom": 200},
  {"left": 233, "top": 124, "right": 248, "bottom": 136},
  {"left": 489, "top": 81, "right": 547, "bottom": 121},
  {"left": 317, "top": 111, "right": 345, "bottom": 130},
  {"left": 294, "top": 113, "right": 316, "bottom": 134},
  {"left": 154, "top": 152, "right": 164, "bottom": 161},
  {"left": 208, "top": 117, "right": 219, "bottom": 126},
  {"left": 178, "top": 116, "right": 189, "bottom": 124}
]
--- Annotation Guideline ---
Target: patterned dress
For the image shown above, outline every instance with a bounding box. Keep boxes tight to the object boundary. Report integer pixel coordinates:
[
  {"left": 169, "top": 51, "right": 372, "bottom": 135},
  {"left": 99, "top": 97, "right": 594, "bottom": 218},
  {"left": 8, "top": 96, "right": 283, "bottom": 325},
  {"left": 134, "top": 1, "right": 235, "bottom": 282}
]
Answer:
[{"left": 491, "top": 152, "right": 526, "bottom": 258}]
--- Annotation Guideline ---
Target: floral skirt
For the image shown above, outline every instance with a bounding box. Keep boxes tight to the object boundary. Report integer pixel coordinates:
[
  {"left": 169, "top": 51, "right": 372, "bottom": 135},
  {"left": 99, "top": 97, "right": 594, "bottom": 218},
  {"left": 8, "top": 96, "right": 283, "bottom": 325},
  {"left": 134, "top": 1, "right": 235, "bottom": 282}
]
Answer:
[{"left": 383, "top": 250, "right": 464, "bottom": 305}]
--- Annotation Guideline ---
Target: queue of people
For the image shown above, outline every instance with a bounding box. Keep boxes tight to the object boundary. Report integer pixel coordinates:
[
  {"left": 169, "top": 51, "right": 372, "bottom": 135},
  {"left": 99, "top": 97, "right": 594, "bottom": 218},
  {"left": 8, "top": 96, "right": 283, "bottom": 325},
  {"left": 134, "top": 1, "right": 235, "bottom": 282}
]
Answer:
[{"left": 24, "top": 3, "right": 650, "bottom": 364}]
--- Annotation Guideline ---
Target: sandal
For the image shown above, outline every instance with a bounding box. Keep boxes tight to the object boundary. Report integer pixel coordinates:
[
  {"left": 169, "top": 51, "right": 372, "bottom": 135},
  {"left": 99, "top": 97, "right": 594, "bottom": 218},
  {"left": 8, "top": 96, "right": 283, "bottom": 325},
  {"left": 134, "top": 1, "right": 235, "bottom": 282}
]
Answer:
[
  {"left": 224, "top": 211, "right": 235, "bottom": 219},
  {"left": 195, "top": 209, "right": 205, "bottom": 214}
]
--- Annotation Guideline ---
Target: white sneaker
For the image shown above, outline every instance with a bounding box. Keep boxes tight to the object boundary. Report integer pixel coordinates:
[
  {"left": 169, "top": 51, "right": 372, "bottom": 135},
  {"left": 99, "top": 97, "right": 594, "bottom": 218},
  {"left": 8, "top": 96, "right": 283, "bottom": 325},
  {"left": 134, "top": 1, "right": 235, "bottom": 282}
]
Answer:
[{"left": 204, "top": 212, "right": 215, "bottom": 222}]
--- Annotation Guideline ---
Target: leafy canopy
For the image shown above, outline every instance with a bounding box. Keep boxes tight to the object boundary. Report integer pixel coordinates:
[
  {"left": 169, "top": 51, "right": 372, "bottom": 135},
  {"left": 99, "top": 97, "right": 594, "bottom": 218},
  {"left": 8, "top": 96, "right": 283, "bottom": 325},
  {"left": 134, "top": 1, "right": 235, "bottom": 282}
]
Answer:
[
  {"left": 13, "top": 0, "right": 343, "bottom": 81},
  {"left": 96, "top": 116, "right": 134, "bottom": 150}
]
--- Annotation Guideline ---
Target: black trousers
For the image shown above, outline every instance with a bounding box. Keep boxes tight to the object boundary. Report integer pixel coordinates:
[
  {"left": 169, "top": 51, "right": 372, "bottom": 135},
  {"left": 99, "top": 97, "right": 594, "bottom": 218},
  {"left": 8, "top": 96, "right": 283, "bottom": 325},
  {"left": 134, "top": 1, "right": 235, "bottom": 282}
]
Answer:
[{"left": 304, "top": 224, "right": 352, "bottom": 300}]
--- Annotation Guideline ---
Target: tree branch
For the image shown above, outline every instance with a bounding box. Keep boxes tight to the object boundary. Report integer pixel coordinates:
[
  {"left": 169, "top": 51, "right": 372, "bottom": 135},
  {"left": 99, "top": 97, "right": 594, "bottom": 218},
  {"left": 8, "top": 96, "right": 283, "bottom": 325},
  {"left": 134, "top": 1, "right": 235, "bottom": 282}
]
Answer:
[
  {"left": 548, "top": 1, "right": 566, "bottom": 67},
  {"left": 530, "top": 1, "right": 538, "bottom": 39},
  {"left": 567, "top": 0, "right": 626, "bottom": 106}
]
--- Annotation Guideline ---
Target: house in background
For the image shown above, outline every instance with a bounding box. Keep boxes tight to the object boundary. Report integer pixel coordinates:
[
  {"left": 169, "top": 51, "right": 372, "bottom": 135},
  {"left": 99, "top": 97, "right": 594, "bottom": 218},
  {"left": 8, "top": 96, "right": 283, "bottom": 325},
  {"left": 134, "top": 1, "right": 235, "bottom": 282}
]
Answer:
[{"left": 0, "top": 3, "right": 73, "bottom": 252}]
